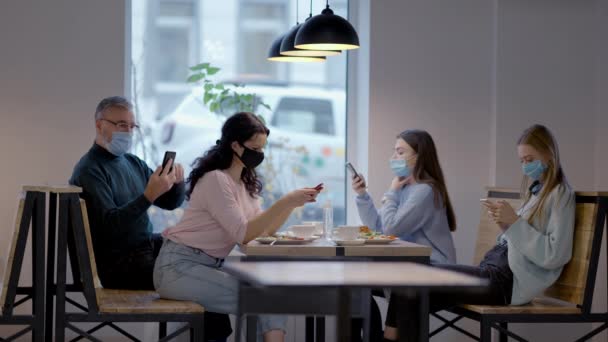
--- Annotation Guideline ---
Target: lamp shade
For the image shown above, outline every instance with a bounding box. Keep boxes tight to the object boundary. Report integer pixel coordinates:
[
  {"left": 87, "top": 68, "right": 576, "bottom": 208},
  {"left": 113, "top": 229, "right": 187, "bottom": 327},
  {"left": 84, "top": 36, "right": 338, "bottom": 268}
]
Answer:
[
  {"left": 267, "top": 34, "right": 326, "bottom": 62},
  {"left": 280, "top": 23, "right": 341, "bottom": 57},
  {"left": 295, "top": 6, "right": 359, "bottom": 51}
]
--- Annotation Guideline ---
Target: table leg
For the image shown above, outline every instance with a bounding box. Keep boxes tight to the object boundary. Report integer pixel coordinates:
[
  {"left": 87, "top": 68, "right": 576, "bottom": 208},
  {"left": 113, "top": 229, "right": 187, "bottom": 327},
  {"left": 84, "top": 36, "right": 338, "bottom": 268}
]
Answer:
[
  {"left": 305, "top": 316, "right": 315, "bottom": 342},
  {"left": 247, "top": 316, "right": 257, "bottom": 342},
  {"left": 45, "top": 192, "right": 57, "bottom": 342},
  {"left": 417, "top": 290, "right": 429, "bottom": 342},
  {"left": 54, "top": 195, "right": 70, "bottom": 342},
  {"left": 337, "top": 288, "right": 351, "bottom": 342},
  {"left": 32, "top": 192, "right": 46, "bottom": 342},
  {"left": 361, "top": 289, "right": 371, "bottom": 342},
  {"left": 315, "top": 316, "right": 325, "bottom": 342}
]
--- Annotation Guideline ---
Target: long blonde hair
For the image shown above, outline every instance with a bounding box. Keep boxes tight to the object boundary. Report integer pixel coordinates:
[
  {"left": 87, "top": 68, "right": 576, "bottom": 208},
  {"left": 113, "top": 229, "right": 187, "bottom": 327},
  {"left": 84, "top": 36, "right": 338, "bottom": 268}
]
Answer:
[{"left": 518, "top": 124, "right": 569, "bottom": 226}]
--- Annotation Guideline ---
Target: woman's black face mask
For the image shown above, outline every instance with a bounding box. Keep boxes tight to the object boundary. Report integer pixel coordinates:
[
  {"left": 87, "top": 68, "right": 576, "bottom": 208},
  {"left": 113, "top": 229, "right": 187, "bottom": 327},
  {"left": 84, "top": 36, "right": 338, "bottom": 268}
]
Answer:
[{"left": 235, "top": 142, "right": 264, "bottom": 169}]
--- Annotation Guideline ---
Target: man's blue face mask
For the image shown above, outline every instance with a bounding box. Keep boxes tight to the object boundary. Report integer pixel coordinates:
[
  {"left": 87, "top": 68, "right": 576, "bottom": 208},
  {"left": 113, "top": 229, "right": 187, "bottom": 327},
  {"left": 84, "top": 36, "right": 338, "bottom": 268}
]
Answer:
[{"left": 105, "top": 131, "right": 133, "bottom": 156}]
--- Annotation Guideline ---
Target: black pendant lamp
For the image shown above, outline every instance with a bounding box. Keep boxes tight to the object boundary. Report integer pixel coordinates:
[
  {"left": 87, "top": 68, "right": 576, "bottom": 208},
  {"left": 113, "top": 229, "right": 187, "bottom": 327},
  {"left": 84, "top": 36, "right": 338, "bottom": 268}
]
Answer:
[
  {"left": 295, "top": 0, "right": 360, "bottom": 51},
  {"left": 267, "top": 34, "right": 325, "bottom": 62},
  {"left": 280, "top": 23, "right": 341, "bottom": 57},
  {"left": 280, "top": 0, "right": 341, "bottom": 57}
]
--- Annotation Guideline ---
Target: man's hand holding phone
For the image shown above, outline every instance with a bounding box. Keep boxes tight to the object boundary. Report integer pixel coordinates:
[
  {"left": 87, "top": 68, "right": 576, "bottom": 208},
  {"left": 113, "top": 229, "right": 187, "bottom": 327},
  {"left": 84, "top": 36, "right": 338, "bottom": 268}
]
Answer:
[{"left": 144, "top": 152, "right": 184, "bottom": 202}]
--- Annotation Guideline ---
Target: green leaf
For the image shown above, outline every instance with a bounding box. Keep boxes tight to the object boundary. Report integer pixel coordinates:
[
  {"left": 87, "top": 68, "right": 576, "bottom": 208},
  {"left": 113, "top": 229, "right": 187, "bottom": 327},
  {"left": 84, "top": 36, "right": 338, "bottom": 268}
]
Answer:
[
  {"left": 203, "top": 92, "right": 213, "bottom": 105},
  {"left": 204, "top": 83, "right": 214, "bottom": 92},
  {"left": 207, "top": 67, "right": 221, "bottom": 75},
  {"left": 186, "top": 73, "right": 205, "bottom": 83},
  {"left": 210, "top": 102, "right": 220, "bottom": 113},
  {"left": 243, "top": 94, "right": 254, "bottom": 103},
  {"left": 261, "top": 103, "right": 271, "bottom": 111},
  {"left": 215, "top": 84, "right": 225, "bottom": 90},
  {"left": 221, "top": 89, "right": 229, "bottom": 96},
  {"left": 189, "top": 63, "right": 209, "bottom": 71}
]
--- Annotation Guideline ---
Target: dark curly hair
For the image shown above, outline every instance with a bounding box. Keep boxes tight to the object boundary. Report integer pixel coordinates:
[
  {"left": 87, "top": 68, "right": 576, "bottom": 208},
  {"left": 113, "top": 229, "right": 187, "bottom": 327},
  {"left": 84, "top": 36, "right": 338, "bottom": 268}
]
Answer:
[{"left": 186, "top": 112, "right": 270, "bottom": 199}]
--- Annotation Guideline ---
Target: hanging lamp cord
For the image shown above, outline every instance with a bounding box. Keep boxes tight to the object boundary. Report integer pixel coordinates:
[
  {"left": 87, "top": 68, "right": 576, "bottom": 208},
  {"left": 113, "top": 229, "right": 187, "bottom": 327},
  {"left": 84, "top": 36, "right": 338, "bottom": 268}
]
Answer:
[{"left": 309, "top": 0, "right": 313, "bottom": 18}]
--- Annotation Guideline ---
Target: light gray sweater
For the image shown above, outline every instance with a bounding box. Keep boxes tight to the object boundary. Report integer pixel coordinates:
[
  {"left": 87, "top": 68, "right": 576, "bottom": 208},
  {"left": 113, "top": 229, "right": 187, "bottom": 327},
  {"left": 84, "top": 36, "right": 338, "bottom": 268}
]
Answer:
[{"left": 356, "top": 183, "right": 456, "bottom": 264}]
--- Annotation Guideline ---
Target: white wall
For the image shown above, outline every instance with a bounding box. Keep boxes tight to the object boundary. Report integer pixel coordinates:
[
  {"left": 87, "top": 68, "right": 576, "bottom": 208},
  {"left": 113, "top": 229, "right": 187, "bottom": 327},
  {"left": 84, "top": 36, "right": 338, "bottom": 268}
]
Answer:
[
  {"left": 364, "top": 0, "right": 608, "bottom": 341},
  {"left": 494, "top": 0, "right": 597, "bottom": 189},
  {"left": 0, "top": 0, "right": 129, "bottom": 339}
]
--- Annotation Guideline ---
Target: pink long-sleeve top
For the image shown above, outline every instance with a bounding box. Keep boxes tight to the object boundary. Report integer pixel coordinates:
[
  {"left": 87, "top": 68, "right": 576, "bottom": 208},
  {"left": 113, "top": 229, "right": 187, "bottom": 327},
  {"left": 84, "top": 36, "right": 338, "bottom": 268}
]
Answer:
[{"left": 162, "top": 170, "right": 262, "bottom": 258}]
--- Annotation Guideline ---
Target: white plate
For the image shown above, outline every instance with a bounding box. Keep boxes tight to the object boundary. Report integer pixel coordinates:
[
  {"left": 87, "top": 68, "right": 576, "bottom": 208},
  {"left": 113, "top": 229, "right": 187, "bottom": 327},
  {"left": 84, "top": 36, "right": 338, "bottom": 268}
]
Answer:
[
  {"left": 254, "top": 237, "right": 276, "bottom": 244},
  {"left": 333, "top": 239, "right": 365, "bottom": 246},
  {"left": 364, "top": 238, "right": 397, "bottom": 245},
  {"left": 272, "top": 238, "right": 316, "bottom": 245},
  {"left": 254, "top": 237, "right": 316, "bottom": 245}
]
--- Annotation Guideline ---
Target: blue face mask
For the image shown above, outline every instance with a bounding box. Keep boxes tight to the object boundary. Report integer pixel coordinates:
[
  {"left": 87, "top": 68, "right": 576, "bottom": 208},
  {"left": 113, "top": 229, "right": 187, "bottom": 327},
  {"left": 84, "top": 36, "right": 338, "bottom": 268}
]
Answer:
[
  {"left": 389, "top": 159, "right": 411, "bottom": 178},
  {"left": 522, "top": 159, "right": 547, "bottom": 181},
  {"left": 105, "top": 132, "right": 133, "bottom": 156}
]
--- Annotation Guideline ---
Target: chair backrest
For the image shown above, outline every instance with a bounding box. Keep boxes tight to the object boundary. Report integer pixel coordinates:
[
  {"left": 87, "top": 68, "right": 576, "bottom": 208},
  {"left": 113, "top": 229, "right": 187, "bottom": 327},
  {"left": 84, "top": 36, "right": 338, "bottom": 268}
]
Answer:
[
  {"left": 474, "top": 187, "right": 608, "bottom": 309},
  {"left": 78, "top": 199, "right": 104, "bottom": 306},
  {"left": 0, "top": 198, "right": 25, "bottom": 314}
]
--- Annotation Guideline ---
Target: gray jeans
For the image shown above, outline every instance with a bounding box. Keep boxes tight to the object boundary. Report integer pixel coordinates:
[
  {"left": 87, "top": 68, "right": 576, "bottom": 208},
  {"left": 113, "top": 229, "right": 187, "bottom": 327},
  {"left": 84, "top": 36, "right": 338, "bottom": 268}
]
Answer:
[{"left": 153, "top": 239, "right": 287, "bottom": 340}]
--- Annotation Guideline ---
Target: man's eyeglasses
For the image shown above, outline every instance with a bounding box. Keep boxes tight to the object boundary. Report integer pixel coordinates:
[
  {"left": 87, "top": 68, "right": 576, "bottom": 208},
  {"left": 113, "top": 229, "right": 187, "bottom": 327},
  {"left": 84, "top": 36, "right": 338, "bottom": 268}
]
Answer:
[{"left": 99, "top": 118, "right": 140, "bottom": 130}]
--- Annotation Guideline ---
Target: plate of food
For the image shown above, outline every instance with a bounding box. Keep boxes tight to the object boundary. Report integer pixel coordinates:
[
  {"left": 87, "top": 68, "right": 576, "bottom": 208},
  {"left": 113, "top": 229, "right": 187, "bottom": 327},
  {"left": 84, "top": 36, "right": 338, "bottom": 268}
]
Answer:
[
  {"left": 359, "top": 226, "right": 398, "bottom": 244},
  {"left": 332, "top": 239, "right": 366, "bottom": 246},
  {"left": 254, "top": 235, "right": 316, "bottom": 245}
]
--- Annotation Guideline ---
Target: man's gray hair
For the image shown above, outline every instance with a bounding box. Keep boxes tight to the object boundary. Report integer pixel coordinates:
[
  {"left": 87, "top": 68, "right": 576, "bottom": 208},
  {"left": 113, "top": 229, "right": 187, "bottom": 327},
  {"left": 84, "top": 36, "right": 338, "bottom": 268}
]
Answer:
[{"left": 94, "top": 96, "right": 133, "bottom": 120}]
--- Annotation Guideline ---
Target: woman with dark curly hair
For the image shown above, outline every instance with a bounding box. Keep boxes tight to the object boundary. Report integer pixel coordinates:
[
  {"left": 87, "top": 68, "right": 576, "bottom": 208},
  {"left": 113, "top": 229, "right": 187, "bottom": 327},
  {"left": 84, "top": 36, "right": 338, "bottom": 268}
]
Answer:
[{"left": 153, "top": 112, "right": 321, "bottom": 342}]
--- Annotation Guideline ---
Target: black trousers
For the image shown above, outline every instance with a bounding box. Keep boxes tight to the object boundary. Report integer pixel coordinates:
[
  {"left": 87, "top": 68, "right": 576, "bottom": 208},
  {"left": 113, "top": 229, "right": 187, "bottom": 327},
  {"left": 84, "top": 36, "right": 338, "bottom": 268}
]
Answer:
[
  {"left": 386, "top": 243, "right": 513, "bottom": 341},
  {"left": 98, "top": 234, "right": 233, "bottom": 341}
]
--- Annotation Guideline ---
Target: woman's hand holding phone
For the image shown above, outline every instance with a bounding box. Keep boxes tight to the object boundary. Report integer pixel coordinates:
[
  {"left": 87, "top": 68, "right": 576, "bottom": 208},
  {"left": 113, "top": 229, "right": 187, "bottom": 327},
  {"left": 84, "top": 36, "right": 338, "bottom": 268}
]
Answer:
[
  {"left": 481, "top": 199, "right": 518, "bottom": 231},
  {"left": 352, "top": 174, "right": 367, "bottom": 195}
]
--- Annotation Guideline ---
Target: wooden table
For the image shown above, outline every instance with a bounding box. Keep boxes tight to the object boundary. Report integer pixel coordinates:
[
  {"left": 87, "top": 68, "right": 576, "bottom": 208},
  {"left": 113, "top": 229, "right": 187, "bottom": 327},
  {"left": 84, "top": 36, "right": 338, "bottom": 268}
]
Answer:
[
  {"left": 224, "top": 261, "right": 488, "bottom": 342},
  {"left": 240, "top": 239, "right": 431, "bottom": 261},
  {"left": 239, "top": 238, "right": 432, "bottom": 341}
]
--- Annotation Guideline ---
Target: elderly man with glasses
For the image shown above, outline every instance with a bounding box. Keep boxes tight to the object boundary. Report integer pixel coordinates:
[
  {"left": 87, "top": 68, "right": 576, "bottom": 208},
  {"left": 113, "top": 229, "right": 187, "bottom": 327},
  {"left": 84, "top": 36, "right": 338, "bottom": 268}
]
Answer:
[{"left": 69, "top": 96, "right": 233, "bottom": 341}]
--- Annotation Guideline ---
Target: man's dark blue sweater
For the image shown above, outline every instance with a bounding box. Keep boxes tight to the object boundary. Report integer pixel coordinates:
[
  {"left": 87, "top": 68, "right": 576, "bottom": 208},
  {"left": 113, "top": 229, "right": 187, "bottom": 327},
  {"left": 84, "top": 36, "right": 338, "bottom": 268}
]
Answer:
[{"left": 69, "top": 143, "right": 185, "bottom": 288}]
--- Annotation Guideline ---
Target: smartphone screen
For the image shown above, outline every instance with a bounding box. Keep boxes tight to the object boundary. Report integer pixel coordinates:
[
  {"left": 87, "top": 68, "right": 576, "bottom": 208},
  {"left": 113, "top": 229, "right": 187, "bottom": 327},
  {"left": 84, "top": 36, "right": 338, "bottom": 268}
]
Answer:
[{"left": 162, "top": 151, "right": 176, "bottom": 172}]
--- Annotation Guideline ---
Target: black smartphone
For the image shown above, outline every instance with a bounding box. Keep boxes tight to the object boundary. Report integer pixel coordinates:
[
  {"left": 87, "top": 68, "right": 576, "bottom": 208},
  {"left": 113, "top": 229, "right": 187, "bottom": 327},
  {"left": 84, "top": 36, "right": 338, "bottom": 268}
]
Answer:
[
  {"left": 345, "top": 162, "right": 359, "bottom": 178},
  {"left": 161, "top": 151, "right": 176, "bottom": 173}
]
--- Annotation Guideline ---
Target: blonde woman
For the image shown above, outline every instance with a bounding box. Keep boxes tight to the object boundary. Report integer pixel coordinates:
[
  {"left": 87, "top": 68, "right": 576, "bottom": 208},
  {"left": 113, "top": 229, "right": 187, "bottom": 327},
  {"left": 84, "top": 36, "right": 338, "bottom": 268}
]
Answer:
[{"left": 384, "top": 124, "right": 575, "bottom": 341}]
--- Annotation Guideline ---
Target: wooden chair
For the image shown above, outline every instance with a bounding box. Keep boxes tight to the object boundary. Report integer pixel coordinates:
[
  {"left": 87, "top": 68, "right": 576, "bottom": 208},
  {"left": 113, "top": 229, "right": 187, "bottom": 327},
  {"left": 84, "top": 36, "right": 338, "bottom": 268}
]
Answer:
[
  {"left": 54, "top": 196, "right": 205, "bottom": 341},
  {"left": 431, "top": 187, "right": 608, "bottom": 342},
  {"left": 0, "top": 191, "right": 45, "bottom": 341}
]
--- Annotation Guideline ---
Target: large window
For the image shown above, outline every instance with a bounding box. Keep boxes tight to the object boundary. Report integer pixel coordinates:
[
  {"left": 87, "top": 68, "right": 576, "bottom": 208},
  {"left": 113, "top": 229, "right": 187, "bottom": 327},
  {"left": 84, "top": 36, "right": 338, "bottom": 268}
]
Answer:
[{"left": 131, "top": 0, "right": 348, "bottom": 231}]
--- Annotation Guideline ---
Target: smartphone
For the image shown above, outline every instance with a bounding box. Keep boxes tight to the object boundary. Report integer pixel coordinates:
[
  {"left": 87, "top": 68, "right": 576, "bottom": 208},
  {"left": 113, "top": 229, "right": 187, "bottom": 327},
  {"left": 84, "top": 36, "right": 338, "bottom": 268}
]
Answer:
[
  {"left": 161, "top": 151, "right": 176, "bottom": 173},
  {"left": 345, "top": 162, "right": 359, "bottom": 178},
  {"left": 480, "top": 198, "right": 496, "bottom": 207}
]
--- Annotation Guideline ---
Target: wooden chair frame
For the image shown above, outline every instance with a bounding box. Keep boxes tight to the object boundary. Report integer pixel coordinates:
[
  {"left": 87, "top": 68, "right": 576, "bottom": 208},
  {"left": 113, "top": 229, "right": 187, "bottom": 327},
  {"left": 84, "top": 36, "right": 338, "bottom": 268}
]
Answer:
[{"left": 53, "top": 193, "right": 205, "bottom": 342}]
